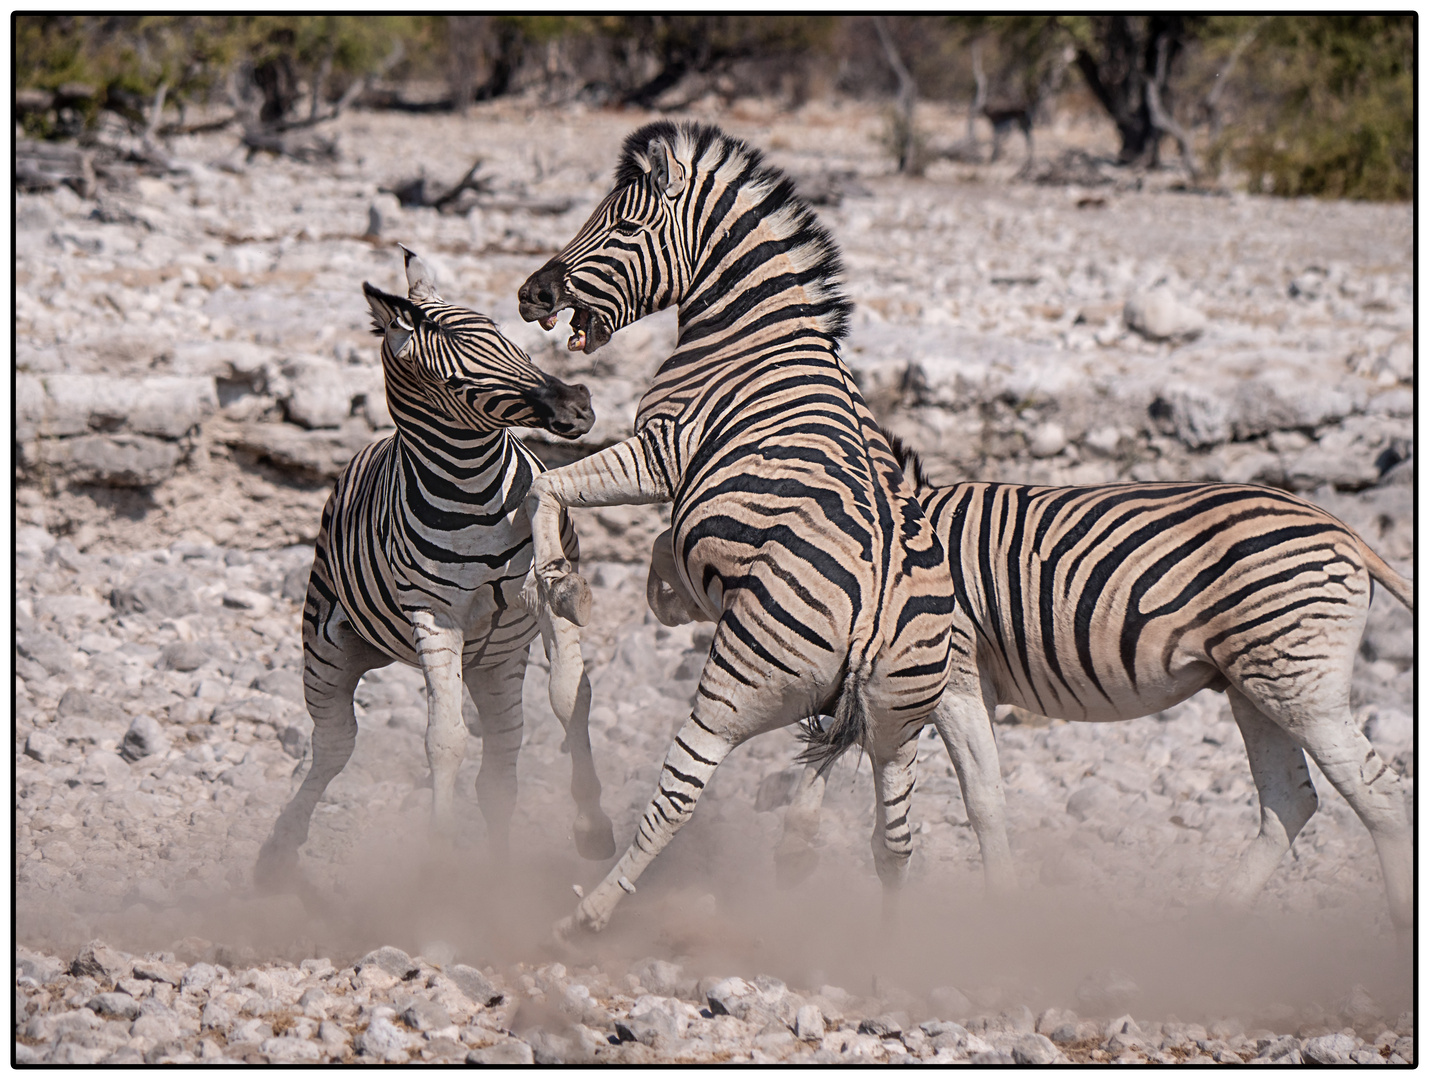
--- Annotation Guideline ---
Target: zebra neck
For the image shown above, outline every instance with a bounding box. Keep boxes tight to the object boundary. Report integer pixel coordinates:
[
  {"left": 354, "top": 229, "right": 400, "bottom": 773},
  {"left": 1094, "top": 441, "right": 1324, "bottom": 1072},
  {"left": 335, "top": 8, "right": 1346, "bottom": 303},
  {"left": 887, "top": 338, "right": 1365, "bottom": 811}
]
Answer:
[
  {"left": 389, "top": 410, "right": 530, "bottom": 513},
  {"left": 674, "top": 202, "right": 847, "bottom": 355},
  {"left": 674, "top": 287, "right": 837, "bottom": 358}
]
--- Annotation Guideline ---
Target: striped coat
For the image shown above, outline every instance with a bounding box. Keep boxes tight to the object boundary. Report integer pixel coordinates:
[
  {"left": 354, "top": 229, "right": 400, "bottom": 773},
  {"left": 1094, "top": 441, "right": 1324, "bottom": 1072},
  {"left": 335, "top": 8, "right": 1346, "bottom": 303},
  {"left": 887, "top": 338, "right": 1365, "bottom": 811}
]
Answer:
[
  {"left": 256, "top": 248, "right": 614, "bottom": 888},
  {"left": 774, "top": 445, "right": 1415, "bottom": 929},
  {"left": 517, "top": 121, "right": 961, "bottom": 936}
]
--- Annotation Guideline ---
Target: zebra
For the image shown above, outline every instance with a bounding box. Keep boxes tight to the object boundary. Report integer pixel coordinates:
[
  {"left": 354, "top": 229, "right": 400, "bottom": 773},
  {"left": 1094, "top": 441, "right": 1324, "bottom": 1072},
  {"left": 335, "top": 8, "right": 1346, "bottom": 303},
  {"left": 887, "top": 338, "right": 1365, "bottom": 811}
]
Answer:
[
  {"left": 516, "top": 120, "right": 960, "bottom": 938},
  {"left": 760, "top": 441, "right": 1415, "bottom": 929},
  {"left": 255, "top": 247, "right": 616, "bottom": 888}
]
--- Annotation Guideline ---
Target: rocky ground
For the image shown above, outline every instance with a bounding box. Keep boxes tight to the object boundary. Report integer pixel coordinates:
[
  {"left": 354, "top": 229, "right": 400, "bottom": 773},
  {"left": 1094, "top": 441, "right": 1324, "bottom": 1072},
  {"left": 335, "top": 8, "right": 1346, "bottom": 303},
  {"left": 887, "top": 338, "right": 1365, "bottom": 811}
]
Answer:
[{"left": 14, "top": 96, "right": 1415, "bottom": 1064}]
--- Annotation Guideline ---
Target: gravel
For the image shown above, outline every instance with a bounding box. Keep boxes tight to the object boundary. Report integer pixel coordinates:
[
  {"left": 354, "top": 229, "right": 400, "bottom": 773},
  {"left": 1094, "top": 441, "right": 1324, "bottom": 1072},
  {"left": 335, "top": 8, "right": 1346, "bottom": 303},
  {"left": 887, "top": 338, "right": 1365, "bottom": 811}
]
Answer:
[{"left": 15, "top": 98, "right": 1412, "bottom": 1063}]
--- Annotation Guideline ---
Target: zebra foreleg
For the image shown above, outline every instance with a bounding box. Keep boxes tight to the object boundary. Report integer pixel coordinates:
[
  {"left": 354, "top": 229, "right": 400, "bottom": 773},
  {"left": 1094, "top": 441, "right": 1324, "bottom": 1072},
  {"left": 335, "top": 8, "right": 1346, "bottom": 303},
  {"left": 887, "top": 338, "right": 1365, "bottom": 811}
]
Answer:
[
  {"left": 463, "top": 652, "right": 527, "bottom": 864},
  {"left": 1216, "top": 688, "right": 1318, "bottom": 915},
  {"left": 411, "top": 612, "right": 470, "bottom": 847},
  {"left": 932, "top": 677, "right": 1016, "bottom": 896},
  {"left": 543, "top": 615, "right": 615, "bottom": 859},
  {"left": 647, "top": 527, "right": 705, "bottom": 627},
  {"left": 526, "top": 437, "right": 671, "bottom": 626}
]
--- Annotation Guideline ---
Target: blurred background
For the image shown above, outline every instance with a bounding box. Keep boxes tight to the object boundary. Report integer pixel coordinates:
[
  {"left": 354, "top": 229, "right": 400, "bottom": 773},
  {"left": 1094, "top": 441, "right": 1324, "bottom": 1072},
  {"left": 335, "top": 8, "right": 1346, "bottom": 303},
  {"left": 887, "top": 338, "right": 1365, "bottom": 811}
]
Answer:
[
  {"left": 14, "top": 16, "right": 1414, "bottom": 1034},
  {"left": 16, "top": 14, "right": 1414, "bottom": 199},
  {"left": 11, "top": 21, "right": 1417, "bottom": 1057}
]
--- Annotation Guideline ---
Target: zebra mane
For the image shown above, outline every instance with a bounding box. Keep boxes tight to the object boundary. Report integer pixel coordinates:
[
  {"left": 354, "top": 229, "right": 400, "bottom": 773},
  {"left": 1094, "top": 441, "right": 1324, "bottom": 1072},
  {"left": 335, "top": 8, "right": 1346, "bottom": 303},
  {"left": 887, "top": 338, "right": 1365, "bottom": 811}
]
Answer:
[
  {"left": 616, "top": 120, "right": 852, "bottom": 343},
  {"left": 884, "top": 432, "right": 935, "bottom": 493}
]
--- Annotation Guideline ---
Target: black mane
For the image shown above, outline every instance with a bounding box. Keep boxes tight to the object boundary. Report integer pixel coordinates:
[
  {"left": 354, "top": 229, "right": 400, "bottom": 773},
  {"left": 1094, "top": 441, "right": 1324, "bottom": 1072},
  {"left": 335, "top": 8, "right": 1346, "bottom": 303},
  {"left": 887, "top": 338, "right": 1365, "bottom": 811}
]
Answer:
[{"left": 885, "top": 432, "right": 935, "bottom": 493}]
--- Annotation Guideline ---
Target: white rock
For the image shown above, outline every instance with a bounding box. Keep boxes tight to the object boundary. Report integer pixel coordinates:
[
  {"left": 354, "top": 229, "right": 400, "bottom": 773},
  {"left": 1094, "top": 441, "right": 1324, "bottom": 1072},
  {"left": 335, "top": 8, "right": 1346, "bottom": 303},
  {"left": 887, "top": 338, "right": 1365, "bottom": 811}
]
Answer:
[
  {"left": 1363, "top": 707, "right": 1413, "bottom": 749},
  {"left": 1124, "top": 288, "right": 1205, "bottom": 342},
  {"left": 1028, "top": 421, "right": 1067, "bottom": 458}
]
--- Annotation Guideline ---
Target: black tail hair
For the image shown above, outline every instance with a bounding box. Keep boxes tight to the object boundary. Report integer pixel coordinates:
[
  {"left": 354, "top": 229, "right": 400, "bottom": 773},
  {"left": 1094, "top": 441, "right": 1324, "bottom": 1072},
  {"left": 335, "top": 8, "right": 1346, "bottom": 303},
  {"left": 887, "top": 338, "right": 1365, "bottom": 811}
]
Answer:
[
  {"left": 796, "top": 665, "right": 868, "bottom": 777},
  {"left": 884, "top": 431, "right": 935, "bottom": 494}
]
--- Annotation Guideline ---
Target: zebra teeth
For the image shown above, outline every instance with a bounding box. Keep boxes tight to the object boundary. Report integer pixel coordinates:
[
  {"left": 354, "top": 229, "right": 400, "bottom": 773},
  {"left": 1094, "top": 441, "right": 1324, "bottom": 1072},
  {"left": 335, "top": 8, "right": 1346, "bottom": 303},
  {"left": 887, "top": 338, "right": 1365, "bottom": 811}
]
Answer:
[
  {"left": 539, "top": 313, "right": 560, "bottom": 331},
  {"left": 567, "top": 330, "right": 587, "bottom": 352}
]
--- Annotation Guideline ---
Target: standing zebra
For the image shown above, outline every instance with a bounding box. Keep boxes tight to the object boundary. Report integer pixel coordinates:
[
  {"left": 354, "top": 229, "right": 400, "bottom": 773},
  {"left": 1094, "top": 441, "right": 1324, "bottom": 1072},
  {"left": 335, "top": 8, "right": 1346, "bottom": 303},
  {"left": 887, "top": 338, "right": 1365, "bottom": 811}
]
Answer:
[
  {"left": 765, "top": 443, "right": 1415, "bottom": 929},
  {"left": 516, "top": 121, "right": 960, "bottom": 937},
  {"left": 256, "top": 248, "right": 615, "bottom": 888}
]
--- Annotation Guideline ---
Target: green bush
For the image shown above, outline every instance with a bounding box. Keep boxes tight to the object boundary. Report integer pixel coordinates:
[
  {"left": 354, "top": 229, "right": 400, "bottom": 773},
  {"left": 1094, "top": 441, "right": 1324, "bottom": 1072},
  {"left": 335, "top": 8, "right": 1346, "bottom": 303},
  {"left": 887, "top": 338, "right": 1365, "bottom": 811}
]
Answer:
[{"left": 1219, "top": 15, "right": 1413, "bottom": 200}]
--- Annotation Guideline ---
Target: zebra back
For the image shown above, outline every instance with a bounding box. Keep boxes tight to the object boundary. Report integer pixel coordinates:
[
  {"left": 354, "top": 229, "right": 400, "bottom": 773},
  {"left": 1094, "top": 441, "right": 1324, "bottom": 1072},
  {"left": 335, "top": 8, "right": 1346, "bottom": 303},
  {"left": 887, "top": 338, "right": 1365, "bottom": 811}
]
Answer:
[{"left": 919, "top": 473, "right": 1393, "bottom": 721}]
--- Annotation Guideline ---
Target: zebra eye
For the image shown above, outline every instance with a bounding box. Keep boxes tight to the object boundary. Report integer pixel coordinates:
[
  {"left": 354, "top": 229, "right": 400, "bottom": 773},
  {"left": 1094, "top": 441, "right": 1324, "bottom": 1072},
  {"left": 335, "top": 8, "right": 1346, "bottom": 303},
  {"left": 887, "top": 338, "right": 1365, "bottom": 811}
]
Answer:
[{"left": 612, "top": 220, "right": 642, "bottom": 236}]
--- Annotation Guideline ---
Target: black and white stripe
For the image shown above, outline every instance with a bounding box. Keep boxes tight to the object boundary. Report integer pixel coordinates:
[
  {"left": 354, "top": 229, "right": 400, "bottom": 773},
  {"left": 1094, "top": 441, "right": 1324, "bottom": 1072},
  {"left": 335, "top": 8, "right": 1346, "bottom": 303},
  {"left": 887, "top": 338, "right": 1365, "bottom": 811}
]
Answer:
[
  {"left": 781, "top": 443, "right": 1414, "bottom": 928},
  {"left": 517, "top": 121, "right": 961, "bottom": 935},
  {"left": 256, "top": 248, "right": 615, "bottom": 885}
]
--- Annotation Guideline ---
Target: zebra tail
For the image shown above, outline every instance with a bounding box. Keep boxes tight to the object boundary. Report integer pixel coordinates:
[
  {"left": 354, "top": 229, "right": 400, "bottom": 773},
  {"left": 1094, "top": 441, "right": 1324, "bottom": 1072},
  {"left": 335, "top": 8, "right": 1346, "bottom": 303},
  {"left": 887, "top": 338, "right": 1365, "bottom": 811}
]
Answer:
[
  {"left": 796, "top": 661, "right": 870, "bottom": 777},
  {"left": 1354, "top": 533, "right": 1414, "bottom": 613}
]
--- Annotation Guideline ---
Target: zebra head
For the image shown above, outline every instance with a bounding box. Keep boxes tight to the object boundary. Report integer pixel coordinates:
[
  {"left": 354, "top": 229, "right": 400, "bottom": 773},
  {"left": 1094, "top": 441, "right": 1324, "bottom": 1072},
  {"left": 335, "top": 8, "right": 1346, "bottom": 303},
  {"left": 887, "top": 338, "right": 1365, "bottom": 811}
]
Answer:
[
  {"left": 519, "top": 121, "right": 849, "bottom": 355},
  {"left": 364, "top": 247, "right": 594, "bottom": 438},
  {"left": 518, "top": 120, "right": 699, "bottom": 354}
]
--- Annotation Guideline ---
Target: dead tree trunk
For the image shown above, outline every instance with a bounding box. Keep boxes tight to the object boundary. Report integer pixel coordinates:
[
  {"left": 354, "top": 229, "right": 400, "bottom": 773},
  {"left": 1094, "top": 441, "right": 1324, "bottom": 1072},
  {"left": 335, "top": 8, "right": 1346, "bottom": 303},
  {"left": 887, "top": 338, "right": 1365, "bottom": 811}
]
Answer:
[
  {"left": 1073, "top": 15, "right": 1189, "bottom": 168},
  {"left": 874, "top": 16, "right": 919, "bottom": 174},
  {"left": 1144, "top": 37, "right": 1197, "bottom": 179}
]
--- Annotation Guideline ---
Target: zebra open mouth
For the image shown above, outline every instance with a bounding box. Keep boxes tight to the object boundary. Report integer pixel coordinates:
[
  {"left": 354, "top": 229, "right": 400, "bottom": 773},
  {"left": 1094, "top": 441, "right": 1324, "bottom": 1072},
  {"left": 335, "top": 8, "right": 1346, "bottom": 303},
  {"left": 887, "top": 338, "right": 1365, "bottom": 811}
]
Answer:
[{"left": 538, "top": 306, "right": 609, "bottom": 354}]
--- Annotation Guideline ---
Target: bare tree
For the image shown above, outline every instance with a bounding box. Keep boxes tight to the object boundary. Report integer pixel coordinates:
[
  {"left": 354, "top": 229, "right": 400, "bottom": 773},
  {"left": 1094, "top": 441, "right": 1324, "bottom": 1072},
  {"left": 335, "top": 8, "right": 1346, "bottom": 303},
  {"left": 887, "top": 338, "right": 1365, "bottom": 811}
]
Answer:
[
  {"left": 874, "top": 16, "right": 920, "bottom": 174},
  {"left": 1072, "top": 15, "right": 1199, "bottom": 168}
]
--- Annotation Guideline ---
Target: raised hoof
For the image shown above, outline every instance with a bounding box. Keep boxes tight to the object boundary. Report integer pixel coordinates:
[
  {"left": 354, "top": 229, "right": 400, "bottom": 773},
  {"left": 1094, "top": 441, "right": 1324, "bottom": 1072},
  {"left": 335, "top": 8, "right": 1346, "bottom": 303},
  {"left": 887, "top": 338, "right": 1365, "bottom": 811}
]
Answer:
[
  {"left": 574, "top": 812, "right": 617, "bottom": 861},
  {"left": 773, "top": 842, "right": 820, "bottom": 889},
  {"left": 549, "top": 573, "right": 592, "bottom": 627}
]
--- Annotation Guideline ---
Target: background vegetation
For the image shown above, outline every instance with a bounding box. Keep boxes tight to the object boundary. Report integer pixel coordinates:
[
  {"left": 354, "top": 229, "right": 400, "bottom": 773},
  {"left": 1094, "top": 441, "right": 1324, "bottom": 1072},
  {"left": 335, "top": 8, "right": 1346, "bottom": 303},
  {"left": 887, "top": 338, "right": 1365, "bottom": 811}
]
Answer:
[{"left": 14, "top": 14, "right": 1414, "bottom": 200}]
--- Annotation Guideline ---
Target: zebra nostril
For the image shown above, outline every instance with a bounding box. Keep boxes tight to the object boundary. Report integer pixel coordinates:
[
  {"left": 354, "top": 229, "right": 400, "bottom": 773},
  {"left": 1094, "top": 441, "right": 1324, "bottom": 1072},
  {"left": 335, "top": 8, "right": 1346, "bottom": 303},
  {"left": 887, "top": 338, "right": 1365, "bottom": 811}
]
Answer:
[{"left": 537, "top": 285, "right": 554, "bottom": 308}]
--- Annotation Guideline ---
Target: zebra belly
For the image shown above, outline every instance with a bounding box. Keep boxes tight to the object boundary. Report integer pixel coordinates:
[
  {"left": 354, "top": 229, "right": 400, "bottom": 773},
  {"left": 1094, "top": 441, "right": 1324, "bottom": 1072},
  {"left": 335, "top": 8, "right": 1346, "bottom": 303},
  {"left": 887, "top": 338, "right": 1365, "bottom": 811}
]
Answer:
[{"left": 980, "top": 644, "right": 1222, "bottom": 723}]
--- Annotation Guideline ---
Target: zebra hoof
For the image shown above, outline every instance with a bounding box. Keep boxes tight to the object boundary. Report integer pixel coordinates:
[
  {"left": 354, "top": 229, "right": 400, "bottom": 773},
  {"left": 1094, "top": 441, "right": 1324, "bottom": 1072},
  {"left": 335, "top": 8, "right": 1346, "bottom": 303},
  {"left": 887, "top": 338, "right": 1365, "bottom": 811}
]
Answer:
[
  {"left": 549, "top": 573, "right": 592, "bottom": 626},
  {"left": 773, "top": 841, "right": 820, "bottom": 888},
  {"left": 574, "top": 811, "right": 616, "bottom": 861}
]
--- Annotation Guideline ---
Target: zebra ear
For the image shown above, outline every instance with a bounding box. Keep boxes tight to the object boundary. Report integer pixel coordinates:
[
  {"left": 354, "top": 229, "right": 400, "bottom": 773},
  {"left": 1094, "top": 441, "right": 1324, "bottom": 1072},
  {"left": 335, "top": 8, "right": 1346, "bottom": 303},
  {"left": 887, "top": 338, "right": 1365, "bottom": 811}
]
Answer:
[
  {"left": 363, "top": 283, "right": 417, "bottom": 357},
  {"left": 648, "top": 138, "right": 686, "bottom": 199},
  {"left": 401, "top": 245, "right": 440, "bottom": 301}
]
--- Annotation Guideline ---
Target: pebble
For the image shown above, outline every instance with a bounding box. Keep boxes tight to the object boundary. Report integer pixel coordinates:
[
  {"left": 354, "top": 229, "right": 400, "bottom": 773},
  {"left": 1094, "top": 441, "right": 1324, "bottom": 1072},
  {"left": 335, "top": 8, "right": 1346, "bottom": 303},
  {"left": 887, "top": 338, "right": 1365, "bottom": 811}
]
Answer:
[
  {"left": 13, "top": 104, "right": 1413, "bottom": 1067},
  {"left": 1303, "top": 1032, "right": 1362, "bottom": 1064}
]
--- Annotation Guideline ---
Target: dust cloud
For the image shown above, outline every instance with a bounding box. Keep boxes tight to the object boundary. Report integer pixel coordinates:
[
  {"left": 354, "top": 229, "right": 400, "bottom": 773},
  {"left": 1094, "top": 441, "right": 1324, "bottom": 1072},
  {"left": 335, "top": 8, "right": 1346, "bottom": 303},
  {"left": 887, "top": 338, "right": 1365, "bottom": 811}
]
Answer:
[{"left": 18, "top": 777, "right": 1410, "bottom": 1029}]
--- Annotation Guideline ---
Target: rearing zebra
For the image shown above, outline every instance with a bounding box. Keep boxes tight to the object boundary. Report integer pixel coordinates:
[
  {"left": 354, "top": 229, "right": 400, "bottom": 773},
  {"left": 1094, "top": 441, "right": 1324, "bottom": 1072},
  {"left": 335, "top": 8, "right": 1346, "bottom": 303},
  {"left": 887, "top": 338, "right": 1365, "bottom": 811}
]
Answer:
[
  {"left": 517, "top": 121, "right": 960, "bottom": 937},
  {"left": 256, "top": 248, "right": 615, "bottom": 887},
  {"left": 758, "top": 442, "right": 1415, "bottom": 929}
]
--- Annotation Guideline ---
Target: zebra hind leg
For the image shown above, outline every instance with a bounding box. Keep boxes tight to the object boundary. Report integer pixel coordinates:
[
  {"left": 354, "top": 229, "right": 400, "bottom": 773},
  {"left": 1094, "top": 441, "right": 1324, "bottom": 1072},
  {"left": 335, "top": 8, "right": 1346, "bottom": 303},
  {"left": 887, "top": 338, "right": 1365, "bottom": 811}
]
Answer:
[
  {"left": 257, "top": 595, "right": 385, "bottom": 889},
  {"left": 1278, "top": 698, "right": 1413, "bottom": 930},
  {"left": 868, "top": 723, "right": 921, "bottom": 926},
  {"left": 1216, "top": 688, "right": 1319, "bottom": 913}
]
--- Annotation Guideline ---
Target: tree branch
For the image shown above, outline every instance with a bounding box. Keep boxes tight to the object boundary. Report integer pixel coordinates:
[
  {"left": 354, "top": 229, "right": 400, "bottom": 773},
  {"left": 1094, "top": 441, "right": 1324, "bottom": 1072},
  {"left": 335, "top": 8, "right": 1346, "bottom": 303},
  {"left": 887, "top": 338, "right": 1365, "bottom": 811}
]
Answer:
[
  {"left": 1145, "top": 35, "right": 1198, "bottom": 179},
  {"left": 1201, "top": 19, "right": 1260, "bottom": 139},
  {"left": 874, "top": 16, "right": 918, "bottom": 173}
]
